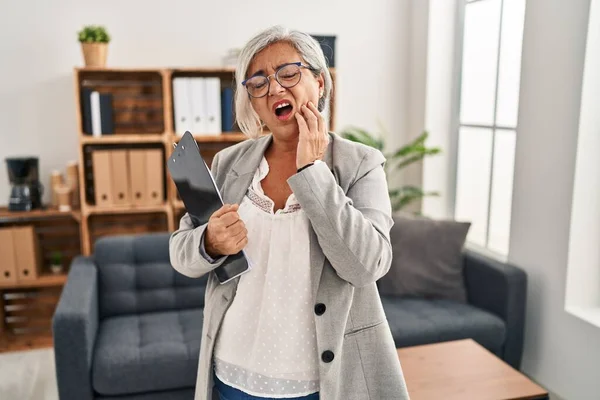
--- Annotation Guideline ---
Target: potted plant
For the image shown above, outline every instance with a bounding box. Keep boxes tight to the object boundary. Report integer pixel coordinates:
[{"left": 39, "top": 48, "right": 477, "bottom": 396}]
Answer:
[
  {"left": 78, "top": 25, "right": 110, "bottom": 67},
  {"left": 340, "top": 125, "right": 441, "bottom": 212},
  {"left": 49, "top": 251, "right": 64, "bottom": 275}
]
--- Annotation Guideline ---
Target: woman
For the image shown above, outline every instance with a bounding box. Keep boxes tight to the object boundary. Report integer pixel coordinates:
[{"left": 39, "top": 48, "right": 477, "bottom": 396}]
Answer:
[{"left": 169, "top": 25, "right": 410, "bottom": 400}]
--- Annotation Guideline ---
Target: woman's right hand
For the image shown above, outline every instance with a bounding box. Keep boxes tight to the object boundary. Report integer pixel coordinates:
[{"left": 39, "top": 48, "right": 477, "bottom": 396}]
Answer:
[{"left": 204, "top": 204, "right": 248, "bottom": 258}]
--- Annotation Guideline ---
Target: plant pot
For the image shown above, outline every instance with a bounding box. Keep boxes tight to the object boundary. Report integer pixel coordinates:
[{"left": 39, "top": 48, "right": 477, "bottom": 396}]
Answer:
[
  {"left": 50, "top": 264, "right": 63, "bottom": 275},
  {"left": 81, "top": 42, "right": 108, "bottom": 67}
]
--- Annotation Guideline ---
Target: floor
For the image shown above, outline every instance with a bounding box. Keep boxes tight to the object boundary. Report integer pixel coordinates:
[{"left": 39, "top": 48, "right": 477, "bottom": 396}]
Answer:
[
  {"left": 0, "top": 347, "right": 566, "bottom": 400},
  {"left": 0, "top": 348, "right": 58, "bottom": 400}
]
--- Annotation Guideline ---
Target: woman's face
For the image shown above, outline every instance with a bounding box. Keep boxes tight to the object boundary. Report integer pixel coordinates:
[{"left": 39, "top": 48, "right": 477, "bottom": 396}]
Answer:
[{"left": 246, "top": 41, "right": 324, "bottom": 140}]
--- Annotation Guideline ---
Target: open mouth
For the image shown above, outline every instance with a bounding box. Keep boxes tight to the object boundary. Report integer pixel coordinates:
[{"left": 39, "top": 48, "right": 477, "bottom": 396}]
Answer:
[{"left": 274, "top": 102, "right": 294, "bottom": 120}]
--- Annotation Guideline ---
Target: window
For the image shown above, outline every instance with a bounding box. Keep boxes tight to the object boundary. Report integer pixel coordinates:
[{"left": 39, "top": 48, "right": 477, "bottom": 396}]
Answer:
[{"left": 454, "top": 0, "right": 526, "bottom": 255}]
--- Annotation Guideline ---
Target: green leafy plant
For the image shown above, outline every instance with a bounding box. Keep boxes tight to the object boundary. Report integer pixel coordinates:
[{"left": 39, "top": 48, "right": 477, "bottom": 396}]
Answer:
[
  {"left": 341, "top": 125, "right": 441, "bottom": 212},
  {"left": 78, "top": 25, "right": 111, "bottom": 43},
  {"left": 50, "top": 251, "right": 63, "bottom": 266}
]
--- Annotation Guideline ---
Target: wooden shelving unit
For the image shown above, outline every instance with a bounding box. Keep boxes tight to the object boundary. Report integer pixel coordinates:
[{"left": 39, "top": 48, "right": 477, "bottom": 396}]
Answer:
[
  {"left": 0, "top": 330, "right": 54, "bottom": 353},
  {"left": 189, "top": 133, "right": 248, "bottom": 143},
  {"left": 0, "top": 207, "right": 81, "bottom": 353},
  {"left": 0, "top": 65, "right": 336, "bottom": 353},
  {"left": 73, "top": 66, "right": 336, "bottom": 255},
  {"left": 0, "top": 207, "right": 81, "bottom": 223},
  {"left": 81, "top": 133, "right": 165, "bottom": 145},
  {"left": 85, "top": 203, "right": 170, "bottom": 216},
  {"left": 0, "top": 274, "right": 68, "bottom": 290}
]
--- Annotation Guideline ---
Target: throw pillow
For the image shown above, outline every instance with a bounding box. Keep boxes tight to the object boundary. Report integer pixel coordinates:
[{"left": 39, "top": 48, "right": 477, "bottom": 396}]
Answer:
[{"left": 378, "top": 213, "right": 471, "bottom": 303}]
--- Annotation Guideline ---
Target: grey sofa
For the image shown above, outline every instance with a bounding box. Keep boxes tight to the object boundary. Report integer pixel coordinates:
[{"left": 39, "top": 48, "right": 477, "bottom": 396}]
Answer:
[
  {"left": 381, "top": 249, "right": 526, "bottom": 369},
  {"left": 53, "top": 232, "right": 526, "bottom": 399},
  {"left": 53, "top": 232, "right": 202, "bottom": 400}
]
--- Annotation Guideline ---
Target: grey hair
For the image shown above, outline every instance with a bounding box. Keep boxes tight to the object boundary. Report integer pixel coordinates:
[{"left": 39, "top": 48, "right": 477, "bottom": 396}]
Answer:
[{"left": 234, "top": 25, "right": 333, "bottom": 139}]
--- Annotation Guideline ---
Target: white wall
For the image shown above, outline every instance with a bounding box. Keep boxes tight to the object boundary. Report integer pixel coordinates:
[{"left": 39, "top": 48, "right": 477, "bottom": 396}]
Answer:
[
  {"left": 565, "top": 0, "right": 600, "bottom": 326},
  {"left": 422, "top": 0, "right": 461, "bottom": 220},
  {"left": 396, "top": 0, "right": 429, "bottom": 214},
  {"left": 0, "top": 0, "right": 411, "bottom": 206},
  {"left": 509, "top": 0, "right": 600, "bottom": 399}
]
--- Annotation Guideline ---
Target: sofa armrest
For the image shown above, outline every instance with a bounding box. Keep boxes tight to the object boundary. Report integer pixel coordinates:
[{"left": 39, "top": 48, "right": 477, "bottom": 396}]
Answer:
[
  {"left": 463, "top": 249, "right": 527, "bottom": 369},
  {"left": 52, "top": 256, "right": 99, "bottom": 400}
]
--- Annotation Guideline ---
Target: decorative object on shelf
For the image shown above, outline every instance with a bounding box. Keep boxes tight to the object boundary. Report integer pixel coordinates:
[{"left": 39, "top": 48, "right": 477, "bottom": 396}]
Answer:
[
  {"left": 78, "top": 25, "right": 110, "bottom": 67},
  {"left": 340, "top": 126, "right": 441, "bottom": 212},
  {"left": 5, "top": 157, "right": 44, "bottom": 212},
  {"left": 49, "top": 251, "right": 64, "bottom": 275},
  {"left": 55, "top": 184, "right": 73, "bottom": 212},
  {"left": 51, "top": 161, "right": 80, "bottom": 211},
  {"left": 50, "top": 170, "right": 63, "bottom": 207},
  {"left": 66, "top": 161, "right": 80, "bottom": 209}
]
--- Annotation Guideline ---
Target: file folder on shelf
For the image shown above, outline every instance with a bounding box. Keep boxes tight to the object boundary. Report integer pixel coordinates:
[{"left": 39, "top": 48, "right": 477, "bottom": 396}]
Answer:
[
  {"left": 203, "top": 77, "right": 222, "bottom": 134},
  {"left": 110, "top": 150, "right": 131, "bottom": 206},
  {"left": 190, "top": 78, "right": 208, "bottom": 134},
  {"left": 173, "top": 77, "right": 193, "bottom": 136}
]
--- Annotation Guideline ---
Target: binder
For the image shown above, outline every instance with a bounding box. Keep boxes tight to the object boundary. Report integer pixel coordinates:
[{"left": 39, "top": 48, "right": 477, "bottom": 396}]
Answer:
[
  {"left": 99, "top": 93, "right": 114, "bottom": 134},
  {"left": 0, "top": 228, "right": 18, "bottom": 284},
  {"left": 167, "top": 131, "right": 251, "bottom": 284},
  {"left": 204, "top": 77, "right": 222, "bottom": 134},
  {"left": 110, "top": 150, "right": 131, "bottom": 206},
  {"left": 221, "top": 86, "right": 235, "bottom": 132},
  {"left": 190, "top": 77, "right": 208, "bottom": 134},
  {"left": 145, "top": 149, "right": 164, "bottom": 205},
  {"left": 81, "top": 88, "right": 93, "bottom": 135},
  {"left": 12, "top": 226, "right": 41, "bottom": 281},
  {"left": 128, "top": 149, "right": 148, "bottom": 206},
  {"left": 92, "top": 150, "right": 113, "bottom": 207},
  {"left": 91, "top": 91, "right": 102, "bottom": 137},
  {"left": 173, "top": 77, "right": 193, "bottom": 136}
]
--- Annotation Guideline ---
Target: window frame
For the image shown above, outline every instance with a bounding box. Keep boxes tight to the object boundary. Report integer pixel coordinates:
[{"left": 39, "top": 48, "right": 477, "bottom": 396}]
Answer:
[{"left": 451, "top": 0, "right": 522, "bottom": 256}]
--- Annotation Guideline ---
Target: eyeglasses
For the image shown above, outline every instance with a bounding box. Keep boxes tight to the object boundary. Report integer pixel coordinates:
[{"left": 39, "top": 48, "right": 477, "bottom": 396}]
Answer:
[{"left": 242, "top": 62, "right": 314, "bottom": 98}]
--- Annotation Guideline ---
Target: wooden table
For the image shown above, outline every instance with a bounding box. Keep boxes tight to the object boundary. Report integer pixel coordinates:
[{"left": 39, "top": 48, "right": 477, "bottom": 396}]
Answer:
[{"left": 397, "top": 339, "right": 548, "bottom": 400}]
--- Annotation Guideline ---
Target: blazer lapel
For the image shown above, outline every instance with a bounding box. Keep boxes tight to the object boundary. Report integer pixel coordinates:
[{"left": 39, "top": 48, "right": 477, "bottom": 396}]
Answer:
[{"left": 222, "top": 134, "right": 273, "bottom": 205}]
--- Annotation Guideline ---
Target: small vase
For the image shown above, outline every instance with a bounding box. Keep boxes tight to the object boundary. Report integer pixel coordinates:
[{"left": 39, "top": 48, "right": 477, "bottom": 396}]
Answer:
[
  {"left": 50, "top": 264, "right": 63, "bottom": 275},
  {"left": 81, "top": 42, "right": 108, "bottom": 67}
]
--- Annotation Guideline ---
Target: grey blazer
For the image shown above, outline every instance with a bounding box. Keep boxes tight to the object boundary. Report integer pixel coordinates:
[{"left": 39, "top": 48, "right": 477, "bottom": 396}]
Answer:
[{"left": 169, "top": 132, "right": 410, "bottom": 400}]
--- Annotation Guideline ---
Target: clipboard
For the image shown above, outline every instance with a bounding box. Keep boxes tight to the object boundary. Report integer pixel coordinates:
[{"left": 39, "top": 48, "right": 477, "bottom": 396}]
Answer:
[{"left": 167, "top": 131, "right": 251, "bottom": 284}]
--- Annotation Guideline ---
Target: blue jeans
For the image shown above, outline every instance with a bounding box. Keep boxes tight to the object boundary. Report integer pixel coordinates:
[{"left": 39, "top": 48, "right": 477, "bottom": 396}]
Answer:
[{"left": 213, "top": 373, "right": 320, "bottom": 400}]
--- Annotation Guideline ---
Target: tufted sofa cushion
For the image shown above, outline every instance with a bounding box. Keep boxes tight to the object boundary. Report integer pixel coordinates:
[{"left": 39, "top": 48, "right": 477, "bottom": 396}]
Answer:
[
  {"left": 93, "top": 232, "right": 207, "bottom": 318},
  {"left": 92, "top": 308, "right": 203, "bottom": 396},
  {"left": 382, "top": 296, "right": 506, "bottom": 356}
]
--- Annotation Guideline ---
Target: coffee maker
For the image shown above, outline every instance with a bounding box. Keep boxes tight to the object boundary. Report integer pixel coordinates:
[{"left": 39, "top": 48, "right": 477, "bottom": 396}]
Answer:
[{"left": 6, "top": 157, "right": 44, "bottom": 211}]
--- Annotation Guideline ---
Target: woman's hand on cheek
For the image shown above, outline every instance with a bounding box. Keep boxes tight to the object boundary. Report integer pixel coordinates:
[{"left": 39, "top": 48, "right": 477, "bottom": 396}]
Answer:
[{"left": 294, "top": 101, "right": 329, "bottom": 170}]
